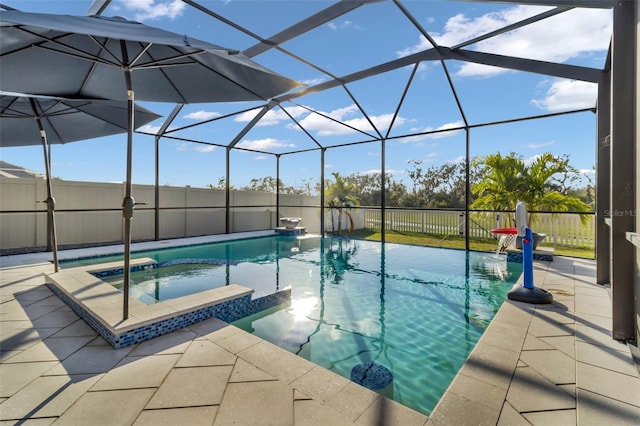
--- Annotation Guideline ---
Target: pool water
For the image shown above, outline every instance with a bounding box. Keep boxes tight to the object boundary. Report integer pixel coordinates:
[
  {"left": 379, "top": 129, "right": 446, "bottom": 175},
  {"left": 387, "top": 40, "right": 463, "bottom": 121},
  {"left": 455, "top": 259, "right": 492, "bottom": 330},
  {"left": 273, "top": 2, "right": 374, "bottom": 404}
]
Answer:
[
  {"left": 67, "top": 235, "right": 521, "bottom": 415},
  {"left": 80, "top": 236, "right": 311, "bottom": 304},
  {"left": 233, "top": 237, "right": 521, "bottom": 415}
]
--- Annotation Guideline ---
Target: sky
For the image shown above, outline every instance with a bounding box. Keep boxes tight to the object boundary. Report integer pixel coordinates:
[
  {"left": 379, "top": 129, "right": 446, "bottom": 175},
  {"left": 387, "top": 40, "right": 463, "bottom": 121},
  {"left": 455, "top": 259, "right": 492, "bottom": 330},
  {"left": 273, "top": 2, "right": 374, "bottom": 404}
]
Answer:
[{"left": 0, "top": 0, "right": 612, "bottom": 192}]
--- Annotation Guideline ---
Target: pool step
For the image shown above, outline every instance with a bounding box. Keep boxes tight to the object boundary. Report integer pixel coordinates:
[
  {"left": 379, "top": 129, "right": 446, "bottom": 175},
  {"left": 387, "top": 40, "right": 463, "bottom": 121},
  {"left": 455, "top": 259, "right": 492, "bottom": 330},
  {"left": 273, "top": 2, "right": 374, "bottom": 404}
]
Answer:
[{"left": 45, "top": 260, "right": 291, "bottom": 349}]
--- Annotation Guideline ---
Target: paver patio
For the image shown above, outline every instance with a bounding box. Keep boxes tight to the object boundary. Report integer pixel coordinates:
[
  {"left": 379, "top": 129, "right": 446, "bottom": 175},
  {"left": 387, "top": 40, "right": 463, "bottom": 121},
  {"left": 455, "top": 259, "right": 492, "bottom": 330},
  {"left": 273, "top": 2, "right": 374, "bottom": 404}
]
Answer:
[{"left": 1, "top": 242, "right": 639, "bottom": 425}]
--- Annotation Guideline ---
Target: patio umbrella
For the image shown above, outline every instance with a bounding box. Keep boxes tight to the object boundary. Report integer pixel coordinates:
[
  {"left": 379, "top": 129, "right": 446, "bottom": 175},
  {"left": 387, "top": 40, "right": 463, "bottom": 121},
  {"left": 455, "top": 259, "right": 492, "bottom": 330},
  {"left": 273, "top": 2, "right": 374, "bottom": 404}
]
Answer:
[
  {"left": 0, "top": 10, "right": 300, "bottom": 319},
  {"left": 0, "top": 91, "right": 161, "bottom": 272}
]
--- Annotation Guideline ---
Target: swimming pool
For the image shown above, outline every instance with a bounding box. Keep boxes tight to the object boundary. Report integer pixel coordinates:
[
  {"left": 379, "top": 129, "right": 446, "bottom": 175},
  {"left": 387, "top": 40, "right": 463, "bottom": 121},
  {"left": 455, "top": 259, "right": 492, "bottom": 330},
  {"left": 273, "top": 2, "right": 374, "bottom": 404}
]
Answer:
[{"left": 64, "top": 235, "right": 521, "bottom": 415}]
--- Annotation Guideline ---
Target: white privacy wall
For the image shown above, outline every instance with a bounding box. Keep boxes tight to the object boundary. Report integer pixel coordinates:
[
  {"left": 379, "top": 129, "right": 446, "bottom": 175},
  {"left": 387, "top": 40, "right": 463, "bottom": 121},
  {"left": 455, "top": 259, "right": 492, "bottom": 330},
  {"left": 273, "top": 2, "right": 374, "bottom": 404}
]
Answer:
[{"left": 0, "top": 177, "right": 323, "bottom": 251}]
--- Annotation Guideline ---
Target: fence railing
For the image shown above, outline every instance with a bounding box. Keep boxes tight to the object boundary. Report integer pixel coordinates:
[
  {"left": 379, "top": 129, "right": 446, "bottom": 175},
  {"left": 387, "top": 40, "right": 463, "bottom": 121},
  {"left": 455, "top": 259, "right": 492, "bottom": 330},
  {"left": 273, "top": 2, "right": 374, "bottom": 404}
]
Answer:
[{"left": 362, "top": 208, "right": 595, "bottom": 249}]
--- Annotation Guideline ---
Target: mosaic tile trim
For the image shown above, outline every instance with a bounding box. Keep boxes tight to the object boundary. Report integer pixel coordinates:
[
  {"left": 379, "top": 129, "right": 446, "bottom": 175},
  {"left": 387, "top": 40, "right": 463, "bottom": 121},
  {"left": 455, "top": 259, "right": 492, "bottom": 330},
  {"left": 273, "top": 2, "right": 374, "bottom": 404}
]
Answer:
[
  {"left": 247, "top": 289, "right": 291, "bottom": 316},
  {"left": 48, "top": 283, "right": 291, "bottom": 349},
  {"left": 112, "top": 295, "right": 253, "bottom": 348},
  {"left": 48, "top": 285, "right": 119, "bottom": 346},
  {"left": 92, "top": 264, "right": 153, "bottom": 279}
]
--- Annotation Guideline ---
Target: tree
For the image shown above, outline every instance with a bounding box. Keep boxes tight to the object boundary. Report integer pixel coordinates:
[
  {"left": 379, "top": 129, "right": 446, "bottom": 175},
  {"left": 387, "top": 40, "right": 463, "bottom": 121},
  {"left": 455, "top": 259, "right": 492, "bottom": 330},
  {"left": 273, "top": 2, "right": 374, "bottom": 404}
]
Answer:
[
  {"left": 325, "top": 172, "right": 360, "bottom": 234},
  {"left": 208, "top": 177, "right": 232, "bottom": 190},
  {"left": 471, "top": 152, "right": 592, "bottom": 225},
  {"left": 209, "top": 176, "right": 318, "bottom": 195},
  {"left": 338, "top": 172, "right": 408, "bottom": 207},
  {"left": 405, "top": 159, "right": 478, "bottom": 208}
]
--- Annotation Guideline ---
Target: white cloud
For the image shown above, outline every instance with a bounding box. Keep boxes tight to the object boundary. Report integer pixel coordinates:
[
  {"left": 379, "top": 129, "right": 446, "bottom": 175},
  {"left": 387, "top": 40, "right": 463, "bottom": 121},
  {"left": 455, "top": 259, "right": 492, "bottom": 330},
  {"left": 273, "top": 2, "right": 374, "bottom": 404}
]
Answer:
[
  {"left": 302, "top": 77, "right": 328, "bottom": 86},
  {"left": 293, "top": 104, "right": 407, "bottom": 136},
  {"left": 325, "top": 164, "right": 335, "bottom": 169},
  {"left": 579, "top": 168, "right": 595, "bottom": 175},
  {"left": 234, "top": 103, "right": 407, "bottom": 136},
  {"left": 406, "top": 152, "right": 440, "bottom": 164},
  {"left": 234, "top": 106, "right": 307, "bottom": 126},
  {"left": 358, "top": 169, "right": 404, "bottom": 176},
  {"left": 401, "top": 121, "right": 465, "bottom": 143},
  {"left": 531, "top": 79, "right": 597, "bottom": 111},
  {"left": 235, "top": 138, "right": 296, "bottom": 151},
  {"left": 423, "top": 152, "right": 440, "bottom": 162},
  {"left": 174, "top": 142, "right": 188, "bottom": 152},
  {"left": 194, "top": 145, "right": 215, "bottom": 153},
  {"left": 524, "top": 154, "right": 540, "bottom": 166},
  {"left": 527, "top": 140, "right": 554, "bottom": 149},
  {"left": 118, "top": 0, "right": 185, "bottom": 21},
  {"left": 399, "top": 6, "right": 611, "bottom": 78},
  {"left": 397, "top": 35, "right": 432, "bottom": 57},
  {"left": 456, "top": 63, "right": 505, "bottom": 78},
  {"left": 184, "top": 110, "right": 221, "bottom": 121},
  {"left": 327, "top": 20, "right": 361, "bottom": 31},
  {"left": 136, "top": 123, "right": 161, "bottom": 134},
  {"left": 253, "top": 155, "right": 269, "bottom": 160},
  {"left": 233, "top": 109, "right": 261, "bottom": 123}
]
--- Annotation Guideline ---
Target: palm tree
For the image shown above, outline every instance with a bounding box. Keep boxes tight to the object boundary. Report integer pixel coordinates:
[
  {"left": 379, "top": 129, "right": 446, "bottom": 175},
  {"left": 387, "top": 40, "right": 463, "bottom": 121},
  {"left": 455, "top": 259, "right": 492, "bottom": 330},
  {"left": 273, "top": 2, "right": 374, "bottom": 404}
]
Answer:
[
  {"left": 471, "top": 152, "right": 591, "bottom": 225},
  {"left": 326, "top": 172, "right": 360, "bottom": 235}
]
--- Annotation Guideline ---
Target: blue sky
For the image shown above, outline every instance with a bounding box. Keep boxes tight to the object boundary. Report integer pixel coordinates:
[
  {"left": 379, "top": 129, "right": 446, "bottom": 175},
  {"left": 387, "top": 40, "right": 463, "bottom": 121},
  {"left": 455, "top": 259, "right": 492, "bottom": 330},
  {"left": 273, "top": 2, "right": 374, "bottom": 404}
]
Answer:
[{"left": 1, "top": 0, "right": 611, "bottom": 191}]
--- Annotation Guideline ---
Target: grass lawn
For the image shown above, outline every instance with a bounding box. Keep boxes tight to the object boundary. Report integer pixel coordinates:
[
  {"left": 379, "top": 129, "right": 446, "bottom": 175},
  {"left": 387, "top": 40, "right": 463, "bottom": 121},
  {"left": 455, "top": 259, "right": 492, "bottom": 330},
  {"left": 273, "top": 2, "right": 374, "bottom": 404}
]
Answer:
[{"left": 340, "top": 229, "right": 595, "bottom": 259}]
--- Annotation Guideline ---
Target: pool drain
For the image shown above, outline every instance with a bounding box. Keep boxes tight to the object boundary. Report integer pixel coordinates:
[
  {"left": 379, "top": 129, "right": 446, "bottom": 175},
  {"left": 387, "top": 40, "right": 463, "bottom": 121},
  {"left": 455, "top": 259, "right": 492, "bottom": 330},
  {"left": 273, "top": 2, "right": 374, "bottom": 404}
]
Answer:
[{"left": 350, "top": 362, "right": 393, "bottom": 397}]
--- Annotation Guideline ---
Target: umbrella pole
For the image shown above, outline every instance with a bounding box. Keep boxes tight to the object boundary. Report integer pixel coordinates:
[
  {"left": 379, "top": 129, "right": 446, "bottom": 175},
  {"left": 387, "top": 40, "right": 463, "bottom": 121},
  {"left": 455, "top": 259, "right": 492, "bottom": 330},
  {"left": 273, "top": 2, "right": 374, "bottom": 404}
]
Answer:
[
  {"left": 122, "top": 41, "right": 134, "bottom": 320},
  {"left": 29, "top": 100, "right": 59, "bottom": 272}
]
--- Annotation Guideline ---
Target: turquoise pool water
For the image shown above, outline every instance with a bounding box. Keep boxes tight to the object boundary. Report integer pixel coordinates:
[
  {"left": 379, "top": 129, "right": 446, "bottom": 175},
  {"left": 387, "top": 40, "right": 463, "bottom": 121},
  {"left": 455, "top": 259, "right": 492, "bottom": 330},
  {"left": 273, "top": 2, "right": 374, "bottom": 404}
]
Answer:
[{"left": 64, "top": 235, "right": 521, "bottom": 415}]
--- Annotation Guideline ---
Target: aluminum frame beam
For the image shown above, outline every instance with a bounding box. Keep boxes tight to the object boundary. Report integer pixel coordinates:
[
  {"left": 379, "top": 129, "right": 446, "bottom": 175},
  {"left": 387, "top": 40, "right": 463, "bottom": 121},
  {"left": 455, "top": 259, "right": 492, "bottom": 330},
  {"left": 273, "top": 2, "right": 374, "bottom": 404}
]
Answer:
[
  {"left": 457, "top": 0, "right": 614, "bottom": 8},
  {"left": 596, "top": 71, "right": 610, "bottom": 285},
  {"left": 276, "top": 46, "right": 601, "bottom": 106},
  {"left": 86, "top": 0, "right": 111, "bottom": 15},
  {"left": 442, "top": 49, "right": 602, "bottom": 83},
  {"left": 243, "top": 1, "right": 379, "bottom": 58}
]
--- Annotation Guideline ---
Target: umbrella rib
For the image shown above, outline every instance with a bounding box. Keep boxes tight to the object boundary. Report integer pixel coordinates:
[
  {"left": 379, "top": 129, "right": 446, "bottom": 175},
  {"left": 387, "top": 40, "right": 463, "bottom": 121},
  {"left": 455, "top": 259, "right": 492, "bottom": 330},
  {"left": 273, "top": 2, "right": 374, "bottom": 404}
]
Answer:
[
  {"left": 33, "top": 43, "right": 120, "bottom": 67},
  {"left": 88, "top": 35, "right": 129, "bottom": 66},
  {"left": 130, "top": 50, "right": 208, "bottom": 69},
  {"left": 71, "top": 105, "right": 133, "bottom": 131},
  {"left": 35, "top": 101, "right": 82, "bottom": 119},
  {"left": 88, "top": 36, "right": 209, "bottom": 70},
  {"left": 0, "top": 98, "right": 79, "bottom": 119},
  {"left": 41, "top": 112, "right": 66, "bottom": 144},
  {"left": 129, "top": 42, "right": 153, "bottom": 68},
  {"left": 140, "top": 48, "right": 189, "bottom": 104},
  {"left": 4, "top": 27, "right": 121, "bottom": 67},
  {"left": 190, "top": 56, "right": 269, "bottom": 100},
  {"left": 130, "top": 44, "right": 266, "bottom": 100},
  {"left": 0, "top": 96, "right": 27, "bottom": 117}
]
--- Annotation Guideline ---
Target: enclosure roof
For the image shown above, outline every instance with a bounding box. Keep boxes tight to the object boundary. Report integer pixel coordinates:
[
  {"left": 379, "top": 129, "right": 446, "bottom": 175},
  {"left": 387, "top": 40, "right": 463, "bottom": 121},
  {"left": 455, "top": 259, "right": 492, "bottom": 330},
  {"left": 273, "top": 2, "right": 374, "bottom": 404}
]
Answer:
[{"left": 1, "top": 0, "right": 613, "bottom": 158}]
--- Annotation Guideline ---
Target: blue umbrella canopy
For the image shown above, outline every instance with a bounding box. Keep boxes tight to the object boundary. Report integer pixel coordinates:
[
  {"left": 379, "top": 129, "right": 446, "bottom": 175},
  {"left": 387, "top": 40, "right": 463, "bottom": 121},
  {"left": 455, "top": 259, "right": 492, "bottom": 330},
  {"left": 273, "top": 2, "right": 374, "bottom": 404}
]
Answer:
[
  {"left": 0, "top": 10, "right": 300, "bottom": 320},
  {"left": 0, "top": 11, "right": 300, "bottom": 102},
  {"left": 0, "top": 92, "right": 161, "bottom": 147}
]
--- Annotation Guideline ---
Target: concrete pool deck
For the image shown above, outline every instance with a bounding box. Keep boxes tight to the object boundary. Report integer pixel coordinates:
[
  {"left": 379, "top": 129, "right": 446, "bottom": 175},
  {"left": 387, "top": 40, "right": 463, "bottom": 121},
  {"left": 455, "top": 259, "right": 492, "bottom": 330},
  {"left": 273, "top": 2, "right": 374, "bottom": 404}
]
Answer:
[{"left": 1, "top": 235, "right": 639, "bottom": 425}]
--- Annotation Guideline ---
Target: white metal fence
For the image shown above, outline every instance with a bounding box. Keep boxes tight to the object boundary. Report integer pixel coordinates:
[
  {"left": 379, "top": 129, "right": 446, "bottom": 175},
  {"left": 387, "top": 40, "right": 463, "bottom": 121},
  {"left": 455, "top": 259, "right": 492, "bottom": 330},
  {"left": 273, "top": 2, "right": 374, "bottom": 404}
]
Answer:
[{"left": 363, "top": 208, "right": 595, "bottom": 249}]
